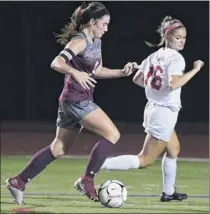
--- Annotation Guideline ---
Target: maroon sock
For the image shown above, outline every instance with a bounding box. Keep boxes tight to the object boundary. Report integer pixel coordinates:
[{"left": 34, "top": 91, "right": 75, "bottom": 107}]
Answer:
[
  {"left": 83, "top": 138, "right": 114, "bottom": 178},
  {"left": 18, "top": 146, "right": 56, "bottom": 184}
]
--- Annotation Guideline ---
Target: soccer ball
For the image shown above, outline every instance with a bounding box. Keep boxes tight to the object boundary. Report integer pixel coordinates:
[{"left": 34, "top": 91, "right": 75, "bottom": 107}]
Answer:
[{"left": 98, "top": 180, "right": 127, "bottom": 208}]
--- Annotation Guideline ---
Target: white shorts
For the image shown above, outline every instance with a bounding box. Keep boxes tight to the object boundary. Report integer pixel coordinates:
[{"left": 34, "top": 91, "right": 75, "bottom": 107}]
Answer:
[{"left": 143, "top": 101, "right": 179, "bottom": 142}]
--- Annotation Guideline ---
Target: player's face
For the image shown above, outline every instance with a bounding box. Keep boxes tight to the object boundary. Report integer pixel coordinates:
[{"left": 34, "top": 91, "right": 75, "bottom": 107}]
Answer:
[
  {"left": 167, "top": 27, "right": 187, "bottom": 51},
  {"left": 91, "top": 15, "right": 110, "bottom": 38}
]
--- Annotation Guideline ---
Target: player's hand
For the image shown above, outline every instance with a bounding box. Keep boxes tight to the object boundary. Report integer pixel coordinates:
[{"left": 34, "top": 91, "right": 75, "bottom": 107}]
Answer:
[
  {"left": 71, "top": 71, "right": 97, "bottom": 90},
  {"left": 193, "top": 60, "right": 204, "bottom": 72},
  {"left": 122, "top": 62, "right": 139, "bottom": 76}
]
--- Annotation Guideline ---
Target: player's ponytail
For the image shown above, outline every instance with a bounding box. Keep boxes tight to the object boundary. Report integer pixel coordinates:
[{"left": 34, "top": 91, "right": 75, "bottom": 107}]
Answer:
[
  {"left": 55, "top": 2, "right": 109, "bottom": 45},
  {"left": 144, "top": 37, "right": 165, "bottom": 48}
]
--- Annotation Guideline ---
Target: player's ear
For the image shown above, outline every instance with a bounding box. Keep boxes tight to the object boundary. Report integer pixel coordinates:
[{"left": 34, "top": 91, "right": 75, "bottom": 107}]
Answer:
[{"left": 90, "top": 18, "right": 96, "bottom": 26}]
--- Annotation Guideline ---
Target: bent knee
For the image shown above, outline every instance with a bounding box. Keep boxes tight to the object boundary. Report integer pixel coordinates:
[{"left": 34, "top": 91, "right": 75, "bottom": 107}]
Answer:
[
  {"left": 104, "top": 129, "right": 120, "bottom": 144},
  {"left": 50, "top": 138, "right": 68, "bottom": 158},
  {"left": 138, "top": 155, "right": 154, "bottom": 168},
  {"left": 166, "top": 146, "right": 180, "bottom": 158}
]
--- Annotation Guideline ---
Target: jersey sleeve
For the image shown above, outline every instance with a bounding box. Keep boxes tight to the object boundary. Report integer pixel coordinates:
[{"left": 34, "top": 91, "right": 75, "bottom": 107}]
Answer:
[
  {"left": 138, "top": 58, "right": 147, "bottom": 74},
  {"left": 167, "top": 55, "right": 185, "bottom": 76}
]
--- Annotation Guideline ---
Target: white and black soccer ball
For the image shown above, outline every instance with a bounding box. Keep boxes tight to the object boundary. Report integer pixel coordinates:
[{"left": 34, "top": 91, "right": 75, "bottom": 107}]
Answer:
[{"left": 98, "top": 180, "right": 127, "bottom": 208}]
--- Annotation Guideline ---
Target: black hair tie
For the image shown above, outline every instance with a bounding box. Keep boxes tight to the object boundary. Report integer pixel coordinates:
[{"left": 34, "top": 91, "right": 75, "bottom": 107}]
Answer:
[{"left": 81, "top": 1, "right": 88, "bottom": 9}]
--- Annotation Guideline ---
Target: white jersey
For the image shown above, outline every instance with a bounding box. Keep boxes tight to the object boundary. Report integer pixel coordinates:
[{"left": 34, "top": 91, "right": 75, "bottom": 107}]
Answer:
[{"left": 139, "top": 48, "right": 185, "bottom": 111}]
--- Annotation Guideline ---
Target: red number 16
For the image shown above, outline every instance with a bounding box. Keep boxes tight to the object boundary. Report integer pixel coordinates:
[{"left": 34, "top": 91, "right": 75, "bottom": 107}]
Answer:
[{"left": 145, "top": 65, "right": 163, "bottom": 90}]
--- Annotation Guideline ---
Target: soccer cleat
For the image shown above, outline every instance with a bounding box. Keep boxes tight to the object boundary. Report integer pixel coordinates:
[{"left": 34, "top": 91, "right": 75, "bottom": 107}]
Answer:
[
  {"left": 160, "top": 191, "right": 188, "bottom": 202},
  {"left": 5, "top": 177, "right": 25, "bottom": 204},
  {"left": 74, "top": 176, "right": 99, "bottom": 202}
]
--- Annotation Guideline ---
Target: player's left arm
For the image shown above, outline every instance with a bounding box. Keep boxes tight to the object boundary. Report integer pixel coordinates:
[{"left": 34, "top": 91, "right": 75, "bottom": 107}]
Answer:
[
  {"left": 169, "top": 60, "right": 204, "bottom": 90},
  {"left": 168, "top": 56, "right": 189, "bottom": 90},
  {"left": 94, "top": 58, "right": 138, "bottom": 79}
]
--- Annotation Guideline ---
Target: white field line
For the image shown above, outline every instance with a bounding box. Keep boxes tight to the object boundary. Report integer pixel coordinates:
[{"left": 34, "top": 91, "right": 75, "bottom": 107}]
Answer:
[{"left": 48, "top": 155, "right": 209, "bottom": 162}]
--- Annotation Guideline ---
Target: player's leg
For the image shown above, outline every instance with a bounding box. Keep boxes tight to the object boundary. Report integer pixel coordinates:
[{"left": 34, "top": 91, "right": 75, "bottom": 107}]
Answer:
[
  {"left": 74, "top": 106, "right": 120, "bottom": 201},
  {"left": 101, "top": 133, "right": 166, "bottom": 170},
  {"left": 137, "top": 134, "right": 167, "bottom": 167},
  {"left": 161, "top": 130, "right": 180, "bottom": 195},
  {"left": 101, "top": 101, "right": 168, "bottom": 170},
  {"left": 5, "top": 127, "right": 76, "bottom": 204},
  {"left": 161, "top": 130, "right": 187, "bottom": 202},
  {"left": 5, "top": 101, "right": 80, "bottom": 204}
]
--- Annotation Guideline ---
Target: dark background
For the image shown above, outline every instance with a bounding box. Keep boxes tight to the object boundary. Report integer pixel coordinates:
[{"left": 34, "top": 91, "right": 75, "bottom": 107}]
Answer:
[{"left": 1, "top": 1, "right": 209, "bottom": 123}]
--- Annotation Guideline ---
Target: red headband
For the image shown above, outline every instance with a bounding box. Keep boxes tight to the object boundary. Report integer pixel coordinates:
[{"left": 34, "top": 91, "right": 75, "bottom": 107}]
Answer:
[{"left": 164, "top": 22, "right": 184, "bottom": 36}]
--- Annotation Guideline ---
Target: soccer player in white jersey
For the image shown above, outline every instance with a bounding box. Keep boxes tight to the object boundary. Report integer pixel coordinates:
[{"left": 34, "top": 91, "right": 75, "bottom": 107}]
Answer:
[{"left": 101, "top": 16, "right": 204, "bottom": 202}]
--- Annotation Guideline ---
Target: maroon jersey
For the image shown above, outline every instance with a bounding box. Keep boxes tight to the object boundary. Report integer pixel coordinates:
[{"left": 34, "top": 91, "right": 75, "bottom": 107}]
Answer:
[{"left": 59, "top": 32, "right": 102, "bottom": 102}]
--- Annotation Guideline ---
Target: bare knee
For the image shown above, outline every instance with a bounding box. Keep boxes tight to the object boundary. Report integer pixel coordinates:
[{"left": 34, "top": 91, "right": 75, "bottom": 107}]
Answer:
[
  {"left": 50, "top": 138, "right": 68, "bottom": 158},
  {"left": 137, "top": 155, "right": 154, "bottom": 168},
  {"left": 174, "top": 145, "right": 180, "bottom": 157},
  {"left": 166, "top": 145, "right": 180, "bottom": 158},
  {"left": 137, "top": 134, "right": 166, "bottom": 168},
  {"left": 105, "top": 129, "right": 121, "bottom": 144}
]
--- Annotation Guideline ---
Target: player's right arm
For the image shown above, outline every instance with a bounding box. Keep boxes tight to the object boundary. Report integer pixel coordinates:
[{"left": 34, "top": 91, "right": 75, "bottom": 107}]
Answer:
[
  {"left": 133, "top": 68, "right": 144, "bottom": 88},
  {"left": 51, "top": 38, "right": 86, "bottom": 75},
  {"left": 51, "top": 38, "right": 97, "bottom": 90},
  {"left": 169, "top": 60, "right": 204, "bottom": 90},
  {"left": 133, "top": 59, "right": 147, "bottom": 88}
]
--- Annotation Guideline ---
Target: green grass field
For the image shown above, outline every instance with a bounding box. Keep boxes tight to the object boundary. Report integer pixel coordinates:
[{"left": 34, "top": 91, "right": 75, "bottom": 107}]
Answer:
[{"left": 1, "top": 156, "right": 209, "bottom": 213}]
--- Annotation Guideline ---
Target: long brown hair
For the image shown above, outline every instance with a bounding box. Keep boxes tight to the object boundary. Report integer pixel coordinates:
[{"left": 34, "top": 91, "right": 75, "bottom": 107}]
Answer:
[{"left": 55, "top": 2, "right": 110, "bottom": 46}]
